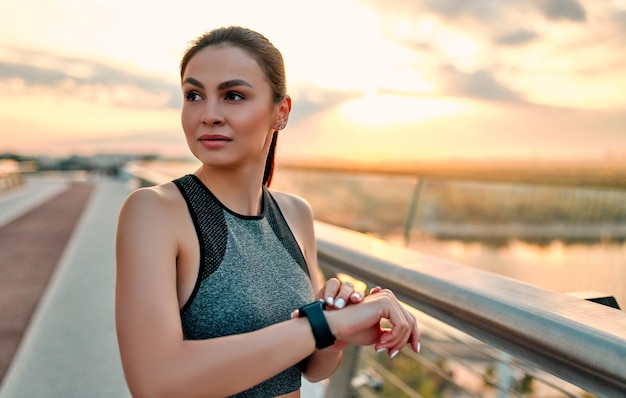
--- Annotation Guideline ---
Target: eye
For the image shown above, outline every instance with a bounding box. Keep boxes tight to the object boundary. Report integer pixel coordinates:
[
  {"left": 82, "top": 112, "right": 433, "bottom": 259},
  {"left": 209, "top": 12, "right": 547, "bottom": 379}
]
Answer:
[
  {"left": 224, "top": 91, "right": 245, "bottom": 101},
  {"left": 184, "top": 91, "right": 203, "bottom": 102}
]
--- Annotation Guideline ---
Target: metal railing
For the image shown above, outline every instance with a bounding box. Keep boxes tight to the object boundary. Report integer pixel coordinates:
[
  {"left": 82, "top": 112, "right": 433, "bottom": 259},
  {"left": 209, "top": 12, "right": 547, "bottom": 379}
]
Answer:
[
  {"left": 315, "top": 221, "right": 626, "bottom": 398},
  {"left": 0, "top": 173, "right": 23, "bottom": 193}
]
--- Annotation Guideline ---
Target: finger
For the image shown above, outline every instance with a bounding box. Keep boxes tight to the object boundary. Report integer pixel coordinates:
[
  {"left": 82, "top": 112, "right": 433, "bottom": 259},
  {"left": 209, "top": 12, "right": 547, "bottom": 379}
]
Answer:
[
  {"left": 368, "top": 286, "right": 382, "bottom": 296},
  {"left": 411, "top": 329, "right": 421, "bottom": 354},
  {"left": 375, "top": 329, "right": 393, "bottom": 352},
  {"left": 377, "top": 332, "right": 404, "bottom": 358},
  {"left": 333, "top": 281, "right": 354, "bottom": 309},
  {"left": 349, "top": 290, "right": 364, "bottom": 304},
  {"left": 323, "top": 278, "right": 341, "bottom": 307},
  {"left": 376, "top": 290, "right": 411, "bottom": 352},
  {"left": 410, "top": 318, "right": 421, "bottom": 353},
  {"left": 389, "top": 309, "right": 418, "bottom": 355}
]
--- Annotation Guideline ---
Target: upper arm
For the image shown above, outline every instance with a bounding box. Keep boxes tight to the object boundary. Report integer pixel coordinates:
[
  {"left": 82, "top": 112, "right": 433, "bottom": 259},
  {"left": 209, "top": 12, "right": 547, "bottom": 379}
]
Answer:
[
  {"left": 115, "top": 187, "right": 183, "bottom": 386},
  {"left": 271, "top": 191, "right": 324, "bottom": 292}
]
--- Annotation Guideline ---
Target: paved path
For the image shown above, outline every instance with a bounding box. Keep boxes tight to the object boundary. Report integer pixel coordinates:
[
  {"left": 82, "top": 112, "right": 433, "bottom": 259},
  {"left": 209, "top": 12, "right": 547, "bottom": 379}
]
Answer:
[
  {"left": 0, "top": 176, "right": 131, "bottom": 397},
  {"left": 0, "top": 175, "right": 69, "bottom": 228},
  {"left": 0, "top": 177, "right": 94, "bottom": 382},
  {"left": 0, "top": 174, "right": 324, "bottom": 398}
]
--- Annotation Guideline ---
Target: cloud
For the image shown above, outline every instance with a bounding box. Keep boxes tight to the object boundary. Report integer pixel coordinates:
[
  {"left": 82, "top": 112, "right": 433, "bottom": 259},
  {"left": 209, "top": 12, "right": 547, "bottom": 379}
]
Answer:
[
  {"left": 535, "top": 0, "right": 587, "bottom": 22},
  {"left": 495, "top": 29, "right": 539, "bottom": 45},
  {"left": 439, "top": 66, "right": 523, "bottom": 102},
  {"left": 362, "top": 0, "right": 541, "bottom": 24},
  {"left": 363, "top": 0, "right": 586, "bottom": 23},
  {"left": 612, "top": 9, "right": 626, "bottom": 33},
  {"left": 422, "top": 0, "right": 504, "bottom": 20},
  {"left": 288, "top": 85, "right": 361, "bottom": 124},
  {"left": 357, "top": 0, "right": 626, "bottom": 108},
  {"left": 0, "top": 61, "right": 68, "bottom": 85},
  {"left": 361, "top": 0, "right": 516, "bottom": 21},
  {"left": 0, "top": 46, "right": 181, "bottom": 110}
]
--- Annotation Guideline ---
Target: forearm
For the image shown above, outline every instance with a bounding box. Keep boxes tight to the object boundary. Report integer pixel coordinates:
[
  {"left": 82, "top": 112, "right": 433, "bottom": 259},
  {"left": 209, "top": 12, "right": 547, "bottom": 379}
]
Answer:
[
  {"left": 301, "top": 347, "right": 343, "bottom": 382},
  {"left": 121, "top": 317, "right": 316, "bottom": 398}
]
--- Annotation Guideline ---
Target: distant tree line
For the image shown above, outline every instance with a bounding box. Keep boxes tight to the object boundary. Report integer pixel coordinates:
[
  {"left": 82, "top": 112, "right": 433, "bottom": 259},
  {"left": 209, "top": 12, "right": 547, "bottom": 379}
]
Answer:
[{"left": 0, "top": 152, "right": 159, "bottom": 176}]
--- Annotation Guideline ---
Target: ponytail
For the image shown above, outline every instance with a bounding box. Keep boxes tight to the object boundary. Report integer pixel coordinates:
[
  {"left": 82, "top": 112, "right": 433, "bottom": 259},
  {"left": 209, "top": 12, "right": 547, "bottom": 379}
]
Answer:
[{"left": 263, "top": 131, "right": 278, "bottom": 187}]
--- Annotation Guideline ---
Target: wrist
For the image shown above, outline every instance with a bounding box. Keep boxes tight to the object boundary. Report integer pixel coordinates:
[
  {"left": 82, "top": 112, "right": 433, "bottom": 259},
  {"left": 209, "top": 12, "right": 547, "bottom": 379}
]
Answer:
[
  {"left": 299, "top": 301, "right": 336, "bottom": 349},
  {"left": 322, "top": 309, "right": 341, "bottom": 340},
  {"left": 325, "top": 339, "right": 348, "bottom": 352}
]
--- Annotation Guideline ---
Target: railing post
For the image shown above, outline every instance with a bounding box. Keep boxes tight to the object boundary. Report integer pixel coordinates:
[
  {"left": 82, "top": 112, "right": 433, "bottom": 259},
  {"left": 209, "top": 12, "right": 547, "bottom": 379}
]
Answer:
[
  {"left": 496, "top": 351, "right": 514, "bottom": 398},
  {"left": 324, "top": 345, "right": 360, "bottom": 398},
  {"left": 403, "top": 177, "right": 423, "bottom": 247}
]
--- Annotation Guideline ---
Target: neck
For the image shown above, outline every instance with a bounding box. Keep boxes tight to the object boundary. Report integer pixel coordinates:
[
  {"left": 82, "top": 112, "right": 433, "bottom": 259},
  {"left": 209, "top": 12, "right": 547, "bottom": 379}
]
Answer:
[{"left": 195, "top": 164, "right": 265, "bottom": 216}]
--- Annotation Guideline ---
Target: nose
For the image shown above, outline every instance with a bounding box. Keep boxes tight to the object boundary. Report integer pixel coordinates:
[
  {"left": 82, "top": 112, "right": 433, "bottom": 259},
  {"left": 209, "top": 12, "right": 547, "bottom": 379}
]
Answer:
[{"left": 201, "top": 99, "right": 225, "bottom": 126}]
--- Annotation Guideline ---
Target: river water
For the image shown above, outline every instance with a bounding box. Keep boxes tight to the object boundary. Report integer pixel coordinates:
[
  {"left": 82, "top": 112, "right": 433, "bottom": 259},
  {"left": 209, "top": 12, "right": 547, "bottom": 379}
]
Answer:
[{"left": 404, "top": 237, "right": 625, "bottom": 307}]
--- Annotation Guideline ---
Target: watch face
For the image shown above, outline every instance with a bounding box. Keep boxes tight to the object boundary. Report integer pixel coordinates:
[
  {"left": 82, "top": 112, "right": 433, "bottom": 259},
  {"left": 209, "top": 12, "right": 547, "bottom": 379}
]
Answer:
[{"left": 299, "top": 301, "right": 325, "bottom": 316}]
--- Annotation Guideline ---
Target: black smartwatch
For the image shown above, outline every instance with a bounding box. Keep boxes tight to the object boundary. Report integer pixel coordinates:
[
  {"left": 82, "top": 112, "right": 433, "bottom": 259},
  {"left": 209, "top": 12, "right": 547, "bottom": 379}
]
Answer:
[{"left": 298, "top": 301, "right": 336, "bottom": 349}]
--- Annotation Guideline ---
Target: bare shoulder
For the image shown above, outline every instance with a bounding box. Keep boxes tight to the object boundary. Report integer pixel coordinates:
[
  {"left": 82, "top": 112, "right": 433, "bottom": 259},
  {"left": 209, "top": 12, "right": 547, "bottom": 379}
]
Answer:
[
  {"left": 123, "top": 182, "right": 181, "bottom": 207},
  {"left": 268, "top": 190, "right": 313, "bottom": 223},
  {"left": 120, "top": 182, "right": 182, "bottom": 219},
  {"left": 117, "top": 182, "right": 187, "bottom": 247},
  {"left": 116, "top": 182, "right": 185, "bottom": 294}
]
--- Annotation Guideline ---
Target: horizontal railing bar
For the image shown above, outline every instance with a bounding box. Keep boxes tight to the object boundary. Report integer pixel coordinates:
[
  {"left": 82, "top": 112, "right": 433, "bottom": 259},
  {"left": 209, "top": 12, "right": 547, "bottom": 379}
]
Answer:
[{"left": 315, "top": 221, "right": 626, "bottom": 398}]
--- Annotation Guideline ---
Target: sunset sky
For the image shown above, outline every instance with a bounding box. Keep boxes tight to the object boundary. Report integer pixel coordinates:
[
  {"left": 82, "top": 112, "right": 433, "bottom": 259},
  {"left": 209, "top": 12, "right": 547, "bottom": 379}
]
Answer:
[{"left": 1, "top": 0, "right": 625, "bottom": 163}]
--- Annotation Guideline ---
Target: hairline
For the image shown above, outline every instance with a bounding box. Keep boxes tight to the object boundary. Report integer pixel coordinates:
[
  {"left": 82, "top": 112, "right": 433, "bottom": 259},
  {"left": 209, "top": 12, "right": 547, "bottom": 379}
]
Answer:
[{"left": 181, "top": 42, "right": 282, "bottom": 104}]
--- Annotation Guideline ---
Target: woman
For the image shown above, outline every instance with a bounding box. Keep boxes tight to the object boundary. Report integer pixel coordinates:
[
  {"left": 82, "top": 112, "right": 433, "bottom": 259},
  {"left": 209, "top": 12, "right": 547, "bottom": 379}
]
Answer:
[{"left": 115, "top": 26, "right": 420, "bottom": 397}]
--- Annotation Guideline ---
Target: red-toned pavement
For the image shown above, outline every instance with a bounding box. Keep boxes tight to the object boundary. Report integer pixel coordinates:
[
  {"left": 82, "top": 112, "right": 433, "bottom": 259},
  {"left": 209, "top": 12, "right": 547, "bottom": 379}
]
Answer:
[{"left": 0, "top": 182, "right": 94, "bottom": 382}]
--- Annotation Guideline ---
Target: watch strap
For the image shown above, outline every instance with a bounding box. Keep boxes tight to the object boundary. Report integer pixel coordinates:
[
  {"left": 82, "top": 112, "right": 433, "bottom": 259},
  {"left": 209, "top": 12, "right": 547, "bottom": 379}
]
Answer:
[{"left": 298, "top": 301, "right": 336, "bottom": 349}]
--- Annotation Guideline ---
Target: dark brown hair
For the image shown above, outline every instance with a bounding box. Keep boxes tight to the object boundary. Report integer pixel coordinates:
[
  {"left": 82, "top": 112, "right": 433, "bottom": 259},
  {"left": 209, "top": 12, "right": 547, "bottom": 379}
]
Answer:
[{"left": 180, "top": 26, "right": 286, "bottom": 187}]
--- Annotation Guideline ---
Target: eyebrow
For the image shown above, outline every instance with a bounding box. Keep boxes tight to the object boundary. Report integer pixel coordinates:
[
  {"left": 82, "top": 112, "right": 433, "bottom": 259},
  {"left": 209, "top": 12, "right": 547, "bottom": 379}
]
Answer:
[
  {"left": 182, "top": 77, "right": 253, "bottom": 90},
  {"left": 218, "top": 79, "right": 253, "bottom": 90}
]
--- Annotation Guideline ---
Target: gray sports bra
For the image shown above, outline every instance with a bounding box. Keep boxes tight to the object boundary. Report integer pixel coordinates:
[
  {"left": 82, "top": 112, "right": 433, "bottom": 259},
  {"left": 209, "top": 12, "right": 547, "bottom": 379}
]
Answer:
[{"left": 173, "top": 174, "right": 314, "bottom": 397}]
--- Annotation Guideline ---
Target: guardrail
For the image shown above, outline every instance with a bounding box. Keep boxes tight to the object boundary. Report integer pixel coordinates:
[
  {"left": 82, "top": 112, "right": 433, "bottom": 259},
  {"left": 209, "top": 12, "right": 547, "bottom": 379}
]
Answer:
[
  {"left": 315, "top": 221, "right": 626, "bottom": 398},
  {"left": 0, "top": 173, "right": 23, "bottom": 193}
]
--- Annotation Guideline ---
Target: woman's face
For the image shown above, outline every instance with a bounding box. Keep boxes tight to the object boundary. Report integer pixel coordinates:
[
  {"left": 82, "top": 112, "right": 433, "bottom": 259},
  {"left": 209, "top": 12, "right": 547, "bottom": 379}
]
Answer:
[{"left": 181, "top": 46, "right": 281, "bottom": 169}]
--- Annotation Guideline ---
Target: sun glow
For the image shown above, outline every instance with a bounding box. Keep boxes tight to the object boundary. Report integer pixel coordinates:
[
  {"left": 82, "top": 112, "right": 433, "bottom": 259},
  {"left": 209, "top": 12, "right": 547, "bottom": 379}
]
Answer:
[{"left": 339, "top": 94, "right": 468, "bottom": 127}]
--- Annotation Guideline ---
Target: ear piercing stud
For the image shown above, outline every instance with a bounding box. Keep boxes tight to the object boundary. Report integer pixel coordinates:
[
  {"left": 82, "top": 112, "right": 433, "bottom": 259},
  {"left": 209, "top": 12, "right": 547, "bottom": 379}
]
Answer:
[{"left": 278, "top": 124, "right": 285, "bottom": 130}]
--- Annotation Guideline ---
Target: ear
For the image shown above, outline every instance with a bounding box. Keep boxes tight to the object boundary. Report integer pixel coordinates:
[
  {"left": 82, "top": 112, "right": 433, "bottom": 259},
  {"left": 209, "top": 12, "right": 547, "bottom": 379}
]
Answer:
[{"left": 275, "top": 95, "right": 292, "bottom": 130}]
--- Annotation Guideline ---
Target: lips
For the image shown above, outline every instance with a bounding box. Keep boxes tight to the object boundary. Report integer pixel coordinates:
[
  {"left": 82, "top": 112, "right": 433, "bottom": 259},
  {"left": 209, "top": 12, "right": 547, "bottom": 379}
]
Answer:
[
  {"left": 199, "top": 134, "right": 232, "bottom": 142},
  {"left": 198, "top": 134, "right": 232, "bottom": 149}
]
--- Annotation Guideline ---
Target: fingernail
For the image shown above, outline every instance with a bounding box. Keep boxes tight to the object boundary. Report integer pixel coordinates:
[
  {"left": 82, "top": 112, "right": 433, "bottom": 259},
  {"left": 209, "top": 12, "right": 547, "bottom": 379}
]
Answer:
[
  {"left": 417, "top": 342, "right": 421, "bottom": 353},
  {"left": 335, "top": 298, "right": 345, "bottom": 309},
  {"left": 390, "top": 350, "right": 399, "bottom": 358},
  {"left": 376, "top": 347, "right": 386, "bottom": 353},
  {"left": 326, "top": 297, "right": 334, "bottom": 306},
  {"left": 351, "top": 292, "right": 361, "bottom": 300}
]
